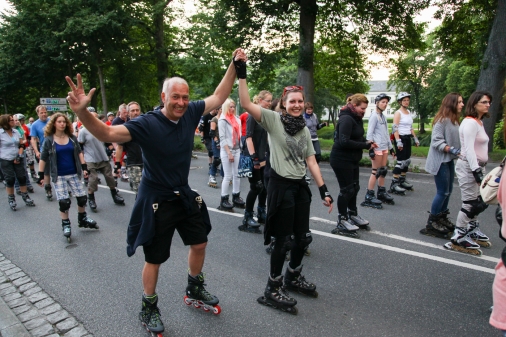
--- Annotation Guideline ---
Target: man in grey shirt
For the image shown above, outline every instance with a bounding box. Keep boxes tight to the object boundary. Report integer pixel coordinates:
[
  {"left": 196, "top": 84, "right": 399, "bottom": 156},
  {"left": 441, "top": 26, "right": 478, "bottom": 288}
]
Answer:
[{"left": 78, "top": 110, "right": 124, "bottom": 211}]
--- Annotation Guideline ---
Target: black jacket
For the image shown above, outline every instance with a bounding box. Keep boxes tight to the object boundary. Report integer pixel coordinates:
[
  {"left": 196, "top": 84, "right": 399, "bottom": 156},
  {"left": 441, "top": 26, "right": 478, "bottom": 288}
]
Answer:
[{"left": 330, "top": 107, "right": 369, "bottom": 167}]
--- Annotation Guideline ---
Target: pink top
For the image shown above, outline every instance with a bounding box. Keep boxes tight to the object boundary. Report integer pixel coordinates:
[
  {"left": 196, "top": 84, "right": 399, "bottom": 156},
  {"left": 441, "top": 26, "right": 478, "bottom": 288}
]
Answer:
[
  {"left": 490, "top": 171, "right": 506, "bottom": 330},
  {"left": 460, "top": 117, "right": 489, "bottom": 171}
]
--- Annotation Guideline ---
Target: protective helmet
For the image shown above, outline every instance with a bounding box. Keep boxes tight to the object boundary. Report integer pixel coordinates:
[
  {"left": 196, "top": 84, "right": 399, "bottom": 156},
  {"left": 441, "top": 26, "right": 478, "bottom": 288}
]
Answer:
[
  {"left": 374, "top": 93, "right": 391, "bottom": 104},
  {"left": 15, "top": 113, "right": 25, "bottom": 120},
  {"left": 107, "top": 112, "right": 114, "bottom": 117},
  {"left": 397, "top": 92, "right": 411, "bottom": 101},
  {"left": 87, "top": 107, "right": 96, "bottom": 112}
]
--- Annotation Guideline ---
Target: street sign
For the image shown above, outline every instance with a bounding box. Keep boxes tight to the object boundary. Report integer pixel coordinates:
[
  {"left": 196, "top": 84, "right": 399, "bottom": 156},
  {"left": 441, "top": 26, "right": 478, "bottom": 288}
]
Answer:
[
  {"left": 40, "top": 98, "right": 67, "bottom": 105},
  {"left": 44, "top": 105, "right": 68, "bottom": 112}
]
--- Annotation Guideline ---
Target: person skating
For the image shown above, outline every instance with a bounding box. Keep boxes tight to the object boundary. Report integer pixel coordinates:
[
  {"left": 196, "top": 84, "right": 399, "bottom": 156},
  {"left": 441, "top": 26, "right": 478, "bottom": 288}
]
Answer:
[
  {"left": 36, "top": 113, "right": 97, "bottom": 242},
  {"left": 330, "top": 94, "right": 376, "bottom": 235},
  {"left": 363, "top": 94, "right": 398, "bottom": 209},
  {"left": 420, "top": 93, "right": 463, "bottom": 239},
  {"left": 237, "top": 50, "right": 333, "bottom": 314},
  {"left": 30, "top": 105, "right": 53, "bottom": 200},
  {"left": 444, "top": 91, "right": 492, "bottom": 255},
  {"left": 65, "top": 50, "right": 239, "bottom": 333},
  {"left": 390, "top": 92, "right": 419, "bottom": 194}
]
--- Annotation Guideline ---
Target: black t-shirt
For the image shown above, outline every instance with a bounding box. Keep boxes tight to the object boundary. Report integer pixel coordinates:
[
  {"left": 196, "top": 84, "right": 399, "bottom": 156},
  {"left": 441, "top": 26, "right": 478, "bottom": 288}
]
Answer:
[
  {"left": 121, "top": 141, "right": 143, "bottom": 166},
  {"left": 201, "top": 113, "right": 213, "bottom": 139},
  {"left": 124, "top": 101, "right": 205, "bottom": 188},
  {"left": 112, "top": 117, "right": 129, "bottom": 126},
  {"left": 245, "top": 114, "right": 268, "bottom": 161}
]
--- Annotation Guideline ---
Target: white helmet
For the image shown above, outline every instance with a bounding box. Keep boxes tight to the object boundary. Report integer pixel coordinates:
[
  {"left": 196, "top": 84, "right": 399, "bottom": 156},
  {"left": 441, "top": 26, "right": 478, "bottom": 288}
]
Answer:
[
  {"left": 87, "top": 107, "right": 96, "bottom": 112},
  {"left": 397, "top": 92, "right": 411, "bottom": 101},
  {"left": 15, "top": 114, "right": 25, "bottom": 121}
]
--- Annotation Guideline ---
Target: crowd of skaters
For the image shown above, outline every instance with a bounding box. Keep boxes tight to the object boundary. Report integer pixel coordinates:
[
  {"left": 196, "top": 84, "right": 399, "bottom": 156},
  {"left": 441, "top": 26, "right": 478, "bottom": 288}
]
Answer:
[{"left": 0, "top": 47, "right": 505, "bottom": 335}]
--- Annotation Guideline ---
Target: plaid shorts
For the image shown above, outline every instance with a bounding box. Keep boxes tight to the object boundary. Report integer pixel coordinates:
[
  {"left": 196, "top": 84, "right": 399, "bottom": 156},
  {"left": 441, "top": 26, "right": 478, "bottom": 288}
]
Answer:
[
  {"left": 53, "top": 174, "right": 86, "bottom": 200},
  {"left": 127, "top": 165, "right": 143, "bottom": 193}
]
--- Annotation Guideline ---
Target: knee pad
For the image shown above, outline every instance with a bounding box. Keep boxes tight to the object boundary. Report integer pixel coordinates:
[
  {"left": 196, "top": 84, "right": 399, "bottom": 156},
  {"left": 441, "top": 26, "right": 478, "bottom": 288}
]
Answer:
[
  {"left": 212, "top": 157, "right": 221, "bottom": 167},
  {"left": 395, "top": 160, "right": 403, "bottom": 170},
  {"left": 401, "top": 158, "right": 411, "bottom": 170},
  {"left": 462, "top": 197, "right": 488, "bottom": 218},
  {"left": 294, "top": 232, "right": 312, "bottom": 250},
  {"left": 76, "top": 195, "right": 87, "bottom": 207},
  {"left": 339, "top": 183, "right": 356, "bottom": 202},
  {"left": 59, "top": 198, "right": 71, "bottom": 212},
  {"left": 17, "top": 176, "right": 27, "bottom": 186},
  {"left": 378, "top": 166, "right": 388, "bottom": 178},
  {"left": 208, "top": 150, "right": 213, "bottom": 158},
  {"left": 371, "top": 168, "right": 377, "bottom": 177},
  {"left": 315, "top": 154, "right": 322, "bottom": 163},
  {"left": 5, "top": 177, "right": 15, "bottom": 188},
  {"left": 273, "top": 235, "right": 293, "bottom": 255}
]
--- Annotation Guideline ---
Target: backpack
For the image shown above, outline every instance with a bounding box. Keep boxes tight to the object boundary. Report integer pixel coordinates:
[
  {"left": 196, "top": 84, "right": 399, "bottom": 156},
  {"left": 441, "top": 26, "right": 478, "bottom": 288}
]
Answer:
[{"left": 480, "top": 157, "right": 506, "bottom": 205}]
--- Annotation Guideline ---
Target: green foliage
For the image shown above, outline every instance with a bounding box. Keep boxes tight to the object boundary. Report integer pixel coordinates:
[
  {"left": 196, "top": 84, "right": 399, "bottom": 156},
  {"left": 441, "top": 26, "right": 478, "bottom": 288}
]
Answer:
[
  {"left": 418, "top": 132, "right": 432, "bottom": 147},
  {"left": 317, "top": 128, "right": 335, "bottom": 140},
  {"left": 494, "top": 119, "right": 505, "bottom": 150}
]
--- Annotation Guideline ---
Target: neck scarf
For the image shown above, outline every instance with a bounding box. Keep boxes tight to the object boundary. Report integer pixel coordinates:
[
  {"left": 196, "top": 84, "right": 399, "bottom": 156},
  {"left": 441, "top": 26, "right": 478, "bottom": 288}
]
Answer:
[
  {"left": 280, "top": 113, "right": 306, "bottom": 136},
  {"left": 225, "top": 113, "right": 240, "bottom": 147}
]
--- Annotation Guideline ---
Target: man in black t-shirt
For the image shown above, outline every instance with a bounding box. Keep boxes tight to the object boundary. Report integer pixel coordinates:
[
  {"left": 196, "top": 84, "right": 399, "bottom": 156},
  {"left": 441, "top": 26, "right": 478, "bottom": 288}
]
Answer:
[{"left": 65, "top": 49, "right": 241, "bottom": 334}]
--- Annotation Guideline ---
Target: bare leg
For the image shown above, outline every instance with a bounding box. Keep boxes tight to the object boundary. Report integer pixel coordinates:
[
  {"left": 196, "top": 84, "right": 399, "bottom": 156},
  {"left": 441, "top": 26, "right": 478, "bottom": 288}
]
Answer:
[
  {"left": 142, "top": 262, "right": 161, "bottom": 295},
  {"left": 188, "top": 242, "right": 207, "bottom": 276}
]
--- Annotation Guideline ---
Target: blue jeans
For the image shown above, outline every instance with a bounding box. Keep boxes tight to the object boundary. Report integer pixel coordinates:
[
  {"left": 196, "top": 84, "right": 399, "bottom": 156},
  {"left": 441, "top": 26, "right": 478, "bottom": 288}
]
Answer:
[
  {"left": 430, "top": 160, "right": 454, "bottom": 215},
  {"left": 210, "top": 139, "right": 223, "bottom": 177}
]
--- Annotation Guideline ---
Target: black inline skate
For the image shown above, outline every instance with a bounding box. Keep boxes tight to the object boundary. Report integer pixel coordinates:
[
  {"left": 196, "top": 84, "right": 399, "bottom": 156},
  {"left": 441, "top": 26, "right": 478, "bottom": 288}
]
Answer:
[
  {"left": 218, "top": 195, "right": 234, "bottom": 212},
  {"left": 284, "top": 265, "right": 318, "bottom": 298},
  {"left": 44, "top": 184, "right": 53, "bottom": 201},
  {"left": 331, "top": 215, "right": 360, "bottom": 238},
  {"left": 361, "top": 189, "right": 382, "bottom": 209},
  {"left": 377, "top": 186, "right": 394, "bottom": 205},
  {"left": 232, "top": 192, "right": 245, "bottom": 208},
  {"left": 399, "top": 175, "right": 413, "bottom": 191},
  {"left": 419, "top": 212, "right": 451, "bottom": 239},
  {"left": 88, "top": 193, "right": 97, "bottom": 212},
  {"left": 440, "top": 209, "right": 455, "bottom": 231},
  {"left": 257, "top": 275, "right": 297, "bottom": 315},
  {"left": 21, "top": 192, "right": 35, "bottom": 207},
  {"left": 62, "top": 219, "right": 71, "bottom": 243},
  {"left": 238, "top": 210, "right": 261, "bottom": 234},
  {"left": 257, "top": 206, "right": 267, "bottom": 224},
  {"left": 111, "top": 189, "right": 125, "bottom": 205},
  {"left": 388, "top": 178, "right": 406, "bottom": 195},
  {"left": 78, "top": 212, "right": 99, "bottom": 229},
  {"left": 8, "top": 194, "right": 16, "bottom": 211},
  {"left": 139, "top": 294, "right": 164, "bottom": 337},
  {"left": 184, "top": 273, "right": 221, "bottom": 314},
  {"left": 348, "top": 209, "right": 370, "bottom": 230}
]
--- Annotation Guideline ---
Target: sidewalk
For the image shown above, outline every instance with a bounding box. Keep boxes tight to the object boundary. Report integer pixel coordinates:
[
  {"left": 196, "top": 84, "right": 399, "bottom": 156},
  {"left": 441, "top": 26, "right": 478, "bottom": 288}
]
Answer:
[{"left": 0, "top": 252, "right": 92, "bottom": 337}]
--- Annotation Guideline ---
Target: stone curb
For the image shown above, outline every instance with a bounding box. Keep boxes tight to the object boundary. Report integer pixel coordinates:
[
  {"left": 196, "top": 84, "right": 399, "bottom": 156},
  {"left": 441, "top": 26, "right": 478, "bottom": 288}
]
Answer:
[{"left": 0, "top": 253, "right": 93, "bottom": 337}]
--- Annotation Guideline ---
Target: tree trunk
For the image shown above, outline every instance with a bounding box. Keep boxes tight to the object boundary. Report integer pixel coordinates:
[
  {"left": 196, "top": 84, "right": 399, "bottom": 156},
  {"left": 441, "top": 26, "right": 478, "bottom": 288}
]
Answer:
[
  {"left": 297, "top": 0, "right": 317, "bottom": 104},
  {"left": 476, "top": 0, "right": 506, "bottom": 152},
  {"left": 97, "top": 64, "right": 107, "bottom": 115},
  {"left": 154, "top": 1, "right": 171, "bottom": 100}
]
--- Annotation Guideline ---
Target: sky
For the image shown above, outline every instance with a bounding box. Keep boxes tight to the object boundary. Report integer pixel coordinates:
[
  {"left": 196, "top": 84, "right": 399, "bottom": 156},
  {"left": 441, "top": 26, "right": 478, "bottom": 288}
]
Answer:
[{"left": 0, "top": 0, "right": 441, "bottom": 81}]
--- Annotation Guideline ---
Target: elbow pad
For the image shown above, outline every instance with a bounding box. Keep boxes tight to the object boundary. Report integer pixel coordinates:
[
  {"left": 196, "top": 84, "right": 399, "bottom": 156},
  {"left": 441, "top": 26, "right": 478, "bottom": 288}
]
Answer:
[
  {"left": 18, "top": 144, "right": 25, "bottom": 149},
  {"left": 392, "top": 124, "right": 399, "bottom": 133}
]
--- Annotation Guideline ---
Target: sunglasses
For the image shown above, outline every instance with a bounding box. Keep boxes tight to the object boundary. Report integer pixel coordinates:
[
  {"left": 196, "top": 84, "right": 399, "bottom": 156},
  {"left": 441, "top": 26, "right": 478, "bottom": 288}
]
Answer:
[{"left": 282, "top": 85, "right": 303, "bottom": 97}]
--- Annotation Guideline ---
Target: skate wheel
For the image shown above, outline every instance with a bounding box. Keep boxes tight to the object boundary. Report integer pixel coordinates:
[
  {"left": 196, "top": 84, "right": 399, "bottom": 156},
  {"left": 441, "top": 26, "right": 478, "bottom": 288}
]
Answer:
[
  {"left": 67, "top": 237, "right": 71, "bottom": 243},
  {"left": 285, "top": 306, "right": 298, "bottom": 315},
  {"left": 203, "top": 306, "right": 210, "bottom": 312},
  {"left": 311, "top": 291, "right": 319, "bottom": 298},
  {"left": 212, "top": 305, "right": 221, "bottom": 315},
  {"left": 193, "top": 302, "right": 201, "bottom": 308},
  {"left": 183, "top": 295, "right": 192, "bottom": 305}
]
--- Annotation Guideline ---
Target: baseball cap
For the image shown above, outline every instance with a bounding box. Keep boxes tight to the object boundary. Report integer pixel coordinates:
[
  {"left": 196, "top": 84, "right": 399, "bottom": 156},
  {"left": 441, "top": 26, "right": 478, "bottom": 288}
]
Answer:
[{"left": 107, "top": 112, "right": 114, "bottom": 117}]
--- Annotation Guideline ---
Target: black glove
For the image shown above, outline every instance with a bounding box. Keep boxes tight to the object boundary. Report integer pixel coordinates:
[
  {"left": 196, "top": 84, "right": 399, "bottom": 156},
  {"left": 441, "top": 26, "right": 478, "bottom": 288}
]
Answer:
[
  {"left": 250, "top": 153, "right": 260, "bottom": 167},
  {"left": 389, "top": 148, "right": 396, "bottom": 157},
  {"left": 115, "top": 161, "right": 121, "bottom": 174},
  {"left": 15, "top": 154, "right": 21, "bottom": 163},
  {"left": 472, "top": 168, "right": 483, "bottom": 184},
  {"left": 105, "top": 147, "right": 113, "bottom": 157},
  {"left": 449, "top": 146, "right": 460, "bottom": 156},
  {"left": 318, "top": 184, "right": 334, "bottom": 204},
  {"left": 81, "top": 163, "right": 88, "bottom": 174},
  {"left": 209, "top": 130, "right": 216, "bottom": 138},
  {"left": 233, "top": 57, "right": 247, "bottom": 79},
  {"left": 369, "top": 148, "right": 375, "bottom": 159},
  {"left": 35, "top": 171, "right": 44, "bottom": 185}
]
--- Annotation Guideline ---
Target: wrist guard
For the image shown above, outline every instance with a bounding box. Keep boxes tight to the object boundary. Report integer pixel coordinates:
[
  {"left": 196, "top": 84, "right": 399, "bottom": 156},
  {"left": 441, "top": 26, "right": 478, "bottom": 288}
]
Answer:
[
  {"left": 396, "top": 139, "right": 403, "bottom": 148},
  {"left": 369, "top": 148, "right": 375, "bottom": 159},
  {"left": 36, "top": 171, "right": 44, "bottom": 184},
  {"left": 209, "top": 130, "right": 216, "bottom": 138},
  {"left": 115, "top": 161, "right": 121, "bottom": 172},
  {"left": 472, "top": 168, "right": 483, "bottom": 184},
  {"left": 413, "top": 136, "right": 419, "bottom": 145},
  {"left": 81, "top": 163, "right": 88, "bottom": 173},
  {"left": 233, "top": 57, "right": 247, "bottom": 79},
  {"left": 318, "top": 184, "right": 333, "bottom": 203},
  {"left": 449, "top": 146, "right": 460, "bottom": 156}
]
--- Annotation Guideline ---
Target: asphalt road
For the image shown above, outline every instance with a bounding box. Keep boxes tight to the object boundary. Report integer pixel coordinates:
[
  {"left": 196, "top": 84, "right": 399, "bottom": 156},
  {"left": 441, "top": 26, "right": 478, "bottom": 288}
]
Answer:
[{"left": 0, "top": 157, "right": 502, "bottom": 337}]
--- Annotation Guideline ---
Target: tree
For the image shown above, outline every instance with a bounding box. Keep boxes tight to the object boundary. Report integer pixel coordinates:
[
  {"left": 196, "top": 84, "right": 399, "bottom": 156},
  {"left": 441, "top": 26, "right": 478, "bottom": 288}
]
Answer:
[{"left": 197, "top": 0, "right": 431, "bottom": 104}]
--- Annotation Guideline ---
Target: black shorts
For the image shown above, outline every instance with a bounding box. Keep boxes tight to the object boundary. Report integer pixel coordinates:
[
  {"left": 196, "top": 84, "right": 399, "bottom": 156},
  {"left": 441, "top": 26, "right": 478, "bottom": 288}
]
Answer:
[{"left": 143, "top": 199, "right": 208, "bottom": 264}]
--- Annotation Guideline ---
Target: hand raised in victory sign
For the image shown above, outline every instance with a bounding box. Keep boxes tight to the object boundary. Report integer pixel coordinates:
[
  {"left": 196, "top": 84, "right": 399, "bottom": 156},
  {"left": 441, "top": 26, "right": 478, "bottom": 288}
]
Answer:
[{"left": 65, "top": 74, "right": 96, "bottom": 114}]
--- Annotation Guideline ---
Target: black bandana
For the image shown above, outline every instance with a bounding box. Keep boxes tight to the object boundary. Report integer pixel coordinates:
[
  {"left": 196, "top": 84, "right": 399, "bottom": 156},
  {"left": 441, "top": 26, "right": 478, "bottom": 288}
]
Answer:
[{"left": 280, "top": 114, "right": 306, "bottom": 136}]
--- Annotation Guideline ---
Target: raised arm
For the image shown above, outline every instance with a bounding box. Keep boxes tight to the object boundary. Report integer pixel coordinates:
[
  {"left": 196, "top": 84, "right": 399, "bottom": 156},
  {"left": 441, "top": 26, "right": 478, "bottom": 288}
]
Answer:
[
  {"left": 238, "top": 79, "right": 261, "bottom": 122},
  {"left": 66, "top": 74, "right": 131, "bottom": 143},
  {"left": 203, "top": 49, "right": 243, "bottom": 115}
]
